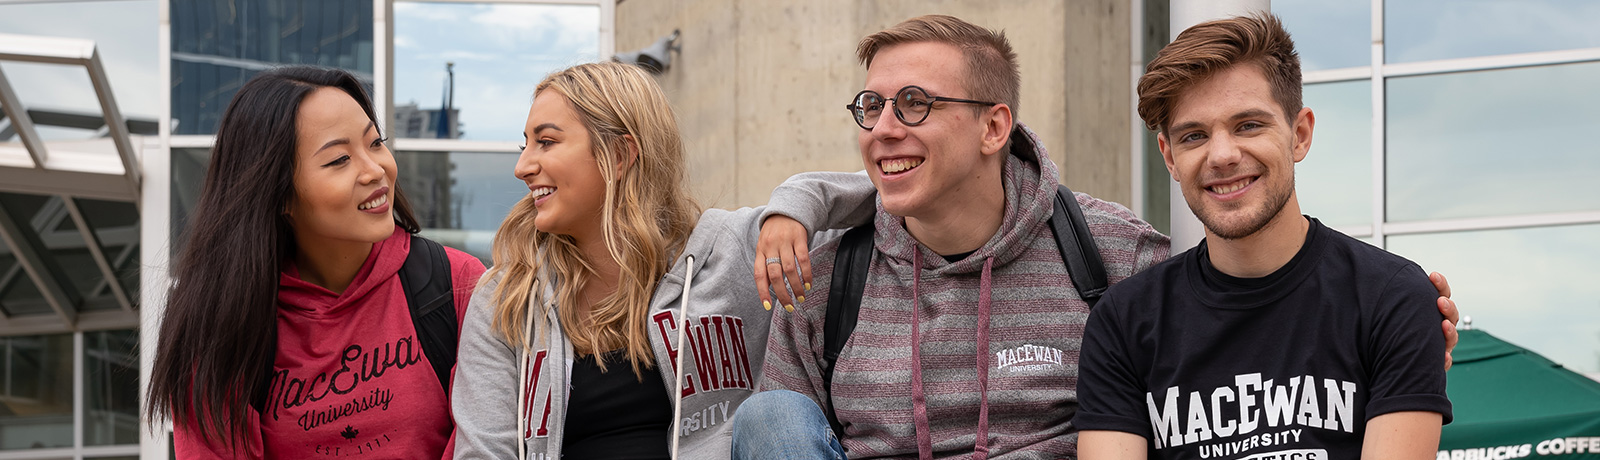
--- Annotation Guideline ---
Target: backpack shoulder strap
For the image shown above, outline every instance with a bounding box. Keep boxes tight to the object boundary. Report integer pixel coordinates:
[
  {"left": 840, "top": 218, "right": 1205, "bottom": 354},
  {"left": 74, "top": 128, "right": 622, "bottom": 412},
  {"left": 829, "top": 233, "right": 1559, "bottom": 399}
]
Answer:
[
  {"left": 1049, "top": 184, "right": 1109, "bottom": 308},
  {"left": 398, "top": 234, "right": 458, "bottom": 395},
  {"left": 821, "top": 222, "right": 874, "bottom": 438}
]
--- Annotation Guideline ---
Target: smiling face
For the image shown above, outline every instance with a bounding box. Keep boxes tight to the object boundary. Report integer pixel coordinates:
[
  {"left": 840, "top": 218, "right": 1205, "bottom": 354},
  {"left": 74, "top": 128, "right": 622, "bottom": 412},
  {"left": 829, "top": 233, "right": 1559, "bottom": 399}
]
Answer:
[
  {"left": 515, "top": 89, "right": 608, "bottom": 237},
  {"left": 1159, "top": 63, "right": 1314, "bottom": 240},
  {"left": 858, "top": 41, "right": 1000, "bottom": 221},
  {"left": 285, "top": 86, "right": 399, "bottom": 249}
]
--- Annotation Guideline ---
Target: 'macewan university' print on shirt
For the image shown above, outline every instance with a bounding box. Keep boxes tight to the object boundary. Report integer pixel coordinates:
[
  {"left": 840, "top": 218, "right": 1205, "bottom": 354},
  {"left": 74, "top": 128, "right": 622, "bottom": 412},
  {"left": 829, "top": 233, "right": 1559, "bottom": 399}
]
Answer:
[{"left": 1076, "top": 218, "right": 1452, "bottom": 460}]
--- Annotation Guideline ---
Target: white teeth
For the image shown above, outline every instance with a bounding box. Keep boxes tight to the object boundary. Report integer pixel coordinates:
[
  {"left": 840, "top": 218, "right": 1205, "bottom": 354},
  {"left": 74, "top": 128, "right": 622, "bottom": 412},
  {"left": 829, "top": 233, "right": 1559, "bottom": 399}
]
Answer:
[
  {"left": 530, "top": 187, "right": 555, "bottom": 198},
  {"left": 358, "top": 194, "right": 387, "bottom": 210},
  {"left": 1210, "top": 178, "right": 1253, "bottom": 195},
  {"left": 880, "top": 158, "right": 924, "bottom": 174}
]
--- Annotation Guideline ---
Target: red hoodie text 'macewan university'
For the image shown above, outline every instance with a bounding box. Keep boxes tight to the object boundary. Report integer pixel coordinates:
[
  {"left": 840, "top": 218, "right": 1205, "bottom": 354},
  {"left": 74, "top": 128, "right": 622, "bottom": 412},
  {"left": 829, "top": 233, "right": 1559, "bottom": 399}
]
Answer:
[{"left": 175, "top": 228, "right": 485, "bottom": 460}]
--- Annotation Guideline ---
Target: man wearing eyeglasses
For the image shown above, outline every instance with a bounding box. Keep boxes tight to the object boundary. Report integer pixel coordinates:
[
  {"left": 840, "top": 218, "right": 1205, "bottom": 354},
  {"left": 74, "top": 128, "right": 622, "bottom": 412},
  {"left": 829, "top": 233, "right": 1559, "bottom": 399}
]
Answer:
[{"left": 731, "top": 14, "right": 1459, "bottom": 460}]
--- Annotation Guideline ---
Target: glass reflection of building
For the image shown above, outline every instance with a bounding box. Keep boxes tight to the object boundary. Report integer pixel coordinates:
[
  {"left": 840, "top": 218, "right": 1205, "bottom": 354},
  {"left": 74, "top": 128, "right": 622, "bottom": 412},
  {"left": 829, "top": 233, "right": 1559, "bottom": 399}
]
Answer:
[{"left": 170, "top": 0, "right": 374, "bottom": 135}]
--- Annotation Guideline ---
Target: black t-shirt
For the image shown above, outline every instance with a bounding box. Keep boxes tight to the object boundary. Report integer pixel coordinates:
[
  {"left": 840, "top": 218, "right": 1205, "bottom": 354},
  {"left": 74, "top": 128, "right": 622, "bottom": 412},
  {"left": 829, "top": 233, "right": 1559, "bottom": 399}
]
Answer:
[
  {"left": 1076, "top": 217, "right": 1451, "bottom": 459},
  {"left": 563, "top": 349, "right": 672, "bottom": 460}
]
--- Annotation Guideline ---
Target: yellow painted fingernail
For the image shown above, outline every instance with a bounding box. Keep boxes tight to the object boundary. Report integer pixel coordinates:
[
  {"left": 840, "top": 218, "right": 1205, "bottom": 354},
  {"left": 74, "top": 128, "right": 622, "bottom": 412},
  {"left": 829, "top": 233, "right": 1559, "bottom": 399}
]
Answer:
[
  {"left": 805, "top": 282, "right": 812, "bottom": 291},
  {"left": 784, "top": 304, "right": 795, "bottom": 313},
  {"left": 763, "top": 300, "right": 772, "bottom": 311},
  {"left": 798, "top": 295, "right": 806, "bottom": 303}
]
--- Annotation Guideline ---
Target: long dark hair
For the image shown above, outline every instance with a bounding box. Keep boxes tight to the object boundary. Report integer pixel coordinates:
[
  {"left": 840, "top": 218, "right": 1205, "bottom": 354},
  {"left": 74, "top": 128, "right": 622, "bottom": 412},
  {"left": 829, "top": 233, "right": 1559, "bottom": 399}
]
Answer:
[{"left": 146, "top": 66, "right": 421, "bottom": 447}]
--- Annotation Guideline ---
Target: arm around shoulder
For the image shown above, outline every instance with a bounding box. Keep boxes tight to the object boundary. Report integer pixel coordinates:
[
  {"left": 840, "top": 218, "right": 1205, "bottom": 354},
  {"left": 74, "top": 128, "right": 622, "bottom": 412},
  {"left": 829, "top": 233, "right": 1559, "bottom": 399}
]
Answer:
[{"left": 760, "top": 171, "right": 877, "bottom": 237}]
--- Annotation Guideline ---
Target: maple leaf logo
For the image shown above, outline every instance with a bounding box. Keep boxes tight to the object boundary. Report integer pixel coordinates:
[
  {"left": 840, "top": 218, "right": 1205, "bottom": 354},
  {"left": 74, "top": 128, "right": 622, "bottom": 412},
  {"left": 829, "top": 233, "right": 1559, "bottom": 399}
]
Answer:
[{"left": 340, "top": 425, "right": 359, "bottom": 440}]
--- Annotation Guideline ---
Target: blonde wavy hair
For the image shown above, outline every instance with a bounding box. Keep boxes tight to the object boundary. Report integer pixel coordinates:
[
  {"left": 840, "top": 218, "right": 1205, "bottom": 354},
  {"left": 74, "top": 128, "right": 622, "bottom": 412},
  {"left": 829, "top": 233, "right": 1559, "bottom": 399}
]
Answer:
[{"left": 486, "top": 61, "right": 700, "bottom": 377}]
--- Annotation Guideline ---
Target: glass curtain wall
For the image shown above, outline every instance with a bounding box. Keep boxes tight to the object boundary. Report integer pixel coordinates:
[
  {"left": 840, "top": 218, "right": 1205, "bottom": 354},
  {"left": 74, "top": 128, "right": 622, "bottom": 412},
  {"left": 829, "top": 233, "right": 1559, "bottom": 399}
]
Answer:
[
  {"left": 1276, "top": 0, "right": 1600, "bottom": 377},
  {"left": 168, "top": 1, "right": 607, "bottom": 265}
]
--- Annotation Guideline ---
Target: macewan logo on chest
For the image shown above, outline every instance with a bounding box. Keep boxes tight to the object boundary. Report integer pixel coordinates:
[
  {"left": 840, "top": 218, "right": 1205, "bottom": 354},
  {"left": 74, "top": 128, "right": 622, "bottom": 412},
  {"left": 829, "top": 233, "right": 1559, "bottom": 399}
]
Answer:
[
  {"left": 652, "top": 312, "right": 756, "bottom": 396},
  {"left": 1148, "top": 373, "right": 1359, "bottom": 449}
]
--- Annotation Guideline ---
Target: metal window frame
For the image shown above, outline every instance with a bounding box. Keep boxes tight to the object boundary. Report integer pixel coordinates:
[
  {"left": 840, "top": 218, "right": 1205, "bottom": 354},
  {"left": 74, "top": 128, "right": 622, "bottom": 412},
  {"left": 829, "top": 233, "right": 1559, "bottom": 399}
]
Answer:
[
  {"left": 0, "top": 32, "right": 141, "bottom": 337},
  {"left": 1294, "top": 0, "right": 1600, "bottom": 243}
]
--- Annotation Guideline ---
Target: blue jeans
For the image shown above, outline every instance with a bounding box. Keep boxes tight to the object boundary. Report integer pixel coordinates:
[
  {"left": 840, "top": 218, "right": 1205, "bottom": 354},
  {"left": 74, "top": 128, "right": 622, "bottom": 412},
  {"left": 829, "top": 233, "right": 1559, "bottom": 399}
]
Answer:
[{"left": 731, "top": 390, "right": 848, "bottom": 460}]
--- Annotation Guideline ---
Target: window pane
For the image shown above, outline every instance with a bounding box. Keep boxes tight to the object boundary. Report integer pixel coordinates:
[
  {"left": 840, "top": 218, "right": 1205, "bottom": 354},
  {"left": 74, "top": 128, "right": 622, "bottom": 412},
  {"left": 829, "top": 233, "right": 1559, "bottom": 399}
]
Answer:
[
  {"left": 75, "top": 199, "right": 140, "bottom": 303},
  {"left": 0, "top": 334, "right": 74, "bottom": 450},
  {"left": 1296, "top": 80, "right": 1371, "bottom": 228},
  {"left": 396, "top": 151, "right": 523, "bottom": 265},
  {"left": 393, "top": 2, "right": 600, "bottom": 141},
  {"left": 0, "top": 1, "right": 160, "bottom": 125},
  {"left": 171, "top": 0, "right": 373, "bottom": 135},
  {"left": 0, "top": 192, "right": 110, "bottom": 312},
  {"left": 1386, "top": 62, "right": 1600, "bottom": 221},
  {"left": 1386, "top": 0, "right": 1600, "bottom": 63},
  {"left": 169, "top": 147, "right": 212, "bottom": 259},
  {"left": 1387, "top": 224, "right": 1600, "bottom": 374},
  {"left": 85, "top": 330, "right": 140, "bottom": 446},
  {"left": 1275, "top": 0, "right": 1371, "bottom": 71}
]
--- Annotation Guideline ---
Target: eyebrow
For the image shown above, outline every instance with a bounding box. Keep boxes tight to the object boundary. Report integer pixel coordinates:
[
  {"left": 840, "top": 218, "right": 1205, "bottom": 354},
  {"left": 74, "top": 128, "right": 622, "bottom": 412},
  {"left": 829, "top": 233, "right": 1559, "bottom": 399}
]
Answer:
[
  {"left": 532, "top": 123, "right": 563, "bottom": 135},
  {"left": 315, "top": 120, "right": 376, "bottom": 154},
  {"left": 1168, "top": 109, "right": 1278, "bottom": 134}
]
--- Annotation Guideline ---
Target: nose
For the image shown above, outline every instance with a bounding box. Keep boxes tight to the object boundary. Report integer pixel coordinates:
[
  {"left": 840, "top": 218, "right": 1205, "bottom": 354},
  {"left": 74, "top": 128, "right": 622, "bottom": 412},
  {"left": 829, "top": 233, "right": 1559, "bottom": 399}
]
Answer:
[
  {"left": 1205, "top": 131, "right": 1242, "bottom": 170},
  {"left": 355, "top": 151, "right": 386, "bottom": 185},
  {"left": 514, "top": 146, "right": 540, "bottom": 181},
  {"left": 868, "top": 106, "right": 908, "bottom": 142}
]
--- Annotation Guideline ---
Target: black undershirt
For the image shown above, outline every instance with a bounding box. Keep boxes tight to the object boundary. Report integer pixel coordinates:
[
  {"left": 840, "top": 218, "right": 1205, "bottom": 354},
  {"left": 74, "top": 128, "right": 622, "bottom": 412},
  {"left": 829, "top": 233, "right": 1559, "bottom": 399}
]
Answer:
[
  {"left": 942, "top": 250, "right": 977, "bottom": 263},
  {"left": 562, "top": 349, "right": 673, "bottom": 460}
]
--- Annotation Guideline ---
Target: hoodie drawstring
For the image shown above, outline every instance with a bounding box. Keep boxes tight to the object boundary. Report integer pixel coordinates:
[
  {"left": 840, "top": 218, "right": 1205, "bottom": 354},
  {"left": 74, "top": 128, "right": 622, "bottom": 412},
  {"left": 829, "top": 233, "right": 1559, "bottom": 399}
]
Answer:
[
  {"left": 669, "top": 256, "right": 695, "bottom": 460},
  {"left": 908, "top": 255, "right": 997, "bottom": 460},
  {"left": 973, "top": 257, "right": 995, "bottom": 460},
  {"left": 910, "top": 255, "right": 932, "bottom": 459}
]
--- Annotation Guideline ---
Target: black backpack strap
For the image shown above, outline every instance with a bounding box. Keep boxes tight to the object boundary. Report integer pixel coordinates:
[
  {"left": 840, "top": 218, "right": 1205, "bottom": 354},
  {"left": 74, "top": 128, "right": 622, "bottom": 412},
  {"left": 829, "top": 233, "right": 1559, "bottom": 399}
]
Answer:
[
  {"left": 1049, "top": 184, "right": 1109, "bottom": 308},
  {"left": 821, "top": 222, "right": 874, "bottom": 438},
  {"left": 398, "top": 234, "right": 459, "bottom": 396}
]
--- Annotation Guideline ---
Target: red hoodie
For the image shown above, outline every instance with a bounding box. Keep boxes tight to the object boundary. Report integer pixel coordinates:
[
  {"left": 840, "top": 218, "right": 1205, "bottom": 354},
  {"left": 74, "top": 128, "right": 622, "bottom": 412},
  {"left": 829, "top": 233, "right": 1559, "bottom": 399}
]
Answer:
[{"left": 175, "top": 229, "right": 486, "bottom": 459}]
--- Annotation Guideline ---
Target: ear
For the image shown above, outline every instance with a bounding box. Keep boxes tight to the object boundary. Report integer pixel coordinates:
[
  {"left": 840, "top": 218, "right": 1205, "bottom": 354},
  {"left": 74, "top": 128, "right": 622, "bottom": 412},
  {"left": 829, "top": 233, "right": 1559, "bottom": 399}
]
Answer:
[
  {"left": 615, "top": 134, "right": 640, "bottom": 177},
  {"left": 1291, "top": 107, "right": 1314, "bottom": 163},
  {"left": 979, "top": 103, "right": 1014, "bottom": 156},
  {"left": 1157, "top": 132, "right": 1179, "bottom": 180}
]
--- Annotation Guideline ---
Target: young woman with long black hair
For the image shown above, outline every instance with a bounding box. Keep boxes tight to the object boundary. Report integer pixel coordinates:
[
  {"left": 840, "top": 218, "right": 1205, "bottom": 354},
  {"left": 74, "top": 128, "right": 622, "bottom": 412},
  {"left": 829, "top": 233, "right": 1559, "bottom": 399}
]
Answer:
[{"left": 147, "top": 66, "right": 485, "bottom": 459}]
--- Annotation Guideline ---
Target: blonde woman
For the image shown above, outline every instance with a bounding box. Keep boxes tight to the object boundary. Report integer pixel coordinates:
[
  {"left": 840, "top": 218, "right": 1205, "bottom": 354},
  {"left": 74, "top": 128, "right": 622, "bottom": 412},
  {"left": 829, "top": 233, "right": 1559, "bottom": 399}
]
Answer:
[{"left": 450, "top": 62, "right": 871, "bottom": 459}]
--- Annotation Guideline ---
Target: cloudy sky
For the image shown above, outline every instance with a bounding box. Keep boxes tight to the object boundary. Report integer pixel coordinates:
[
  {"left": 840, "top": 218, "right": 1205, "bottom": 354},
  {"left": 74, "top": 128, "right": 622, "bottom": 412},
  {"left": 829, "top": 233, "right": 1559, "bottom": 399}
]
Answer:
[{"left": 392, "top": 2, "right": 600, "bottom": 142}]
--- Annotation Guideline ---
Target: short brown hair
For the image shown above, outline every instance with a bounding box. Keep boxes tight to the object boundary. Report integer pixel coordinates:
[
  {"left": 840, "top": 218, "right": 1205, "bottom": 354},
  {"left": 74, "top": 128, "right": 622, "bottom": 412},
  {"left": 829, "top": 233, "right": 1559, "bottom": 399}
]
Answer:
[
  {"left": 1137, "top": 13, "right": 1301, "bottom": 133},
  {"left": 858, "top": 15, "right": 1021, "bottom": 114}
]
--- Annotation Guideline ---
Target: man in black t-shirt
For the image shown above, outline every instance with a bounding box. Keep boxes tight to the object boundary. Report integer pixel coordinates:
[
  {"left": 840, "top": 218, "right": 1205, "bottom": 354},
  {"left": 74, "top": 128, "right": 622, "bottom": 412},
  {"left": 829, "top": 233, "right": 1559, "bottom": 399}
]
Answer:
[{"left": 1075, "top": 13, "right": 1451, "bottom": 460}]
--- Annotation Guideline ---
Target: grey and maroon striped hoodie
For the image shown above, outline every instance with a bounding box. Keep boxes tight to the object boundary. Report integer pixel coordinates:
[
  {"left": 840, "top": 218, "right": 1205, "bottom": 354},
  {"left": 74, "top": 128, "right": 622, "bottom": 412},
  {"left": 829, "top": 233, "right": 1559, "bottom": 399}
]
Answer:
[{"left": 760, "top": 124, "right": 1171, "bottom": 459}]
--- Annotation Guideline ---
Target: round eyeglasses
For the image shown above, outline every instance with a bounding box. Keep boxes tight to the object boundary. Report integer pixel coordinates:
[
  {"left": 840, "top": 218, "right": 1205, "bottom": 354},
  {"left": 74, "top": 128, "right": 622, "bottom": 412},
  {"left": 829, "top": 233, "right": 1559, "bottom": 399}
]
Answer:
[{"left": 846, "top": 85, "right": 1000, "bottom": 130}]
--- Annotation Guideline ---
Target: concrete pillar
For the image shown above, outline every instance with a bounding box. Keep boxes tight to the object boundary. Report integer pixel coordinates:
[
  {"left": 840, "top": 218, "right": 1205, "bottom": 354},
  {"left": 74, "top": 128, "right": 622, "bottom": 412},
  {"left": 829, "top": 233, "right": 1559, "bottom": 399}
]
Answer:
[{"left": 1164, "top": 0, "right": 1269, "bottom": 252}]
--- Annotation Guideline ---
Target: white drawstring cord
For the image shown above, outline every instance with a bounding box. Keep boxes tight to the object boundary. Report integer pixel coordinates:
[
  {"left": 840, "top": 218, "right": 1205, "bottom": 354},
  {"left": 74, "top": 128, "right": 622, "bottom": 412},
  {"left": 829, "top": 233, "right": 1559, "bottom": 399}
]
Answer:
[{"left": 668, "top": 256, "right": 695, "bottom": 460}]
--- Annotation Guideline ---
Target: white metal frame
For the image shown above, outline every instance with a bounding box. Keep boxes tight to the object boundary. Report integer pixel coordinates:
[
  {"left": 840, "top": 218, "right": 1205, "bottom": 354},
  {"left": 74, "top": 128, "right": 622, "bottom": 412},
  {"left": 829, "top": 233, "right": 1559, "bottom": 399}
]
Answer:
[
  {"left": 1291, "top": 0, "right": 1600, "bottom": 243},
  {"left": 0, "top": 33, "right": 142, "bottom": 336},
  {"left": 1150, "top": 0, "right": 1600, "bottom": 245},
  {"left": 0, "top": 330, "right": 141, "bottom": 460}
]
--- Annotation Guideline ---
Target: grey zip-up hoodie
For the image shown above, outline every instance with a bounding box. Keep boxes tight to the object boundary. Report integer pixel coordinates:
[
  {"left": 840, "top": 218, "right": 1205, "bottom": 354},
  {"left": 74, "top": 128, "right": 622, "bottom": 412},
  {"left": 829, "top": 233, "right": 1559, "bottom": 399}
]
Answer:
[{"left": 452, "top": 192, "right": 873, "bottom": 459}]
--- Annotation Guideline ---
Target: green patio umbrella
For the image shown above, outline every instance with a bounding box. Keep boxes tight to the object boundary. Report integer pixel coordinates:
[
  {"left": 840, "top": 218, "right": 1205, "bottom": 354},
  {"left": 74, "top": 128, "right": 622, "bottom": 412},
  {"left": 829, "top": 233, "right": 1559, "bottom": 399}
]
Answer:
[{"left": 1437, "top": 329, "right": 1600, "bottom": 460}]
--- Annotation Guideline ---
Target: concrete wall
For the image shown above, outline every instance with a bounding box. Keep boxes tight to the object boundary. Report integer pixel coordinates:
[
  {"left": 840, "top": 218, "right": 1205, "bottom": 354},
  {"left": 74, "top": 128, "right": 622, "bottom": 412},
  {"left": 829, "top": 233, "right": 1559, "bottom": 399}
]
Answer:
[{"left": 618, "top": 0, "right": 1138, "bottom": 212}]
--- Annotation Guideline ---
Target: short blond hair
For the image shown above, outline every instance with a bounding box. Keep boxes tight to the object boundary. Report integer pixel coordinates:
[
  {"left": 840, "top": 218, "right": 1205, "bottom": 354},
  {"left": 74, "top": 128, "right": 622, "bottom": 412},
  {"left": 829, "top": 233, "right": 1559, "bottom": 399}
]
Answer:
[{"left": 858, "top": 15, "right": 1021, "bottom": 114}]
